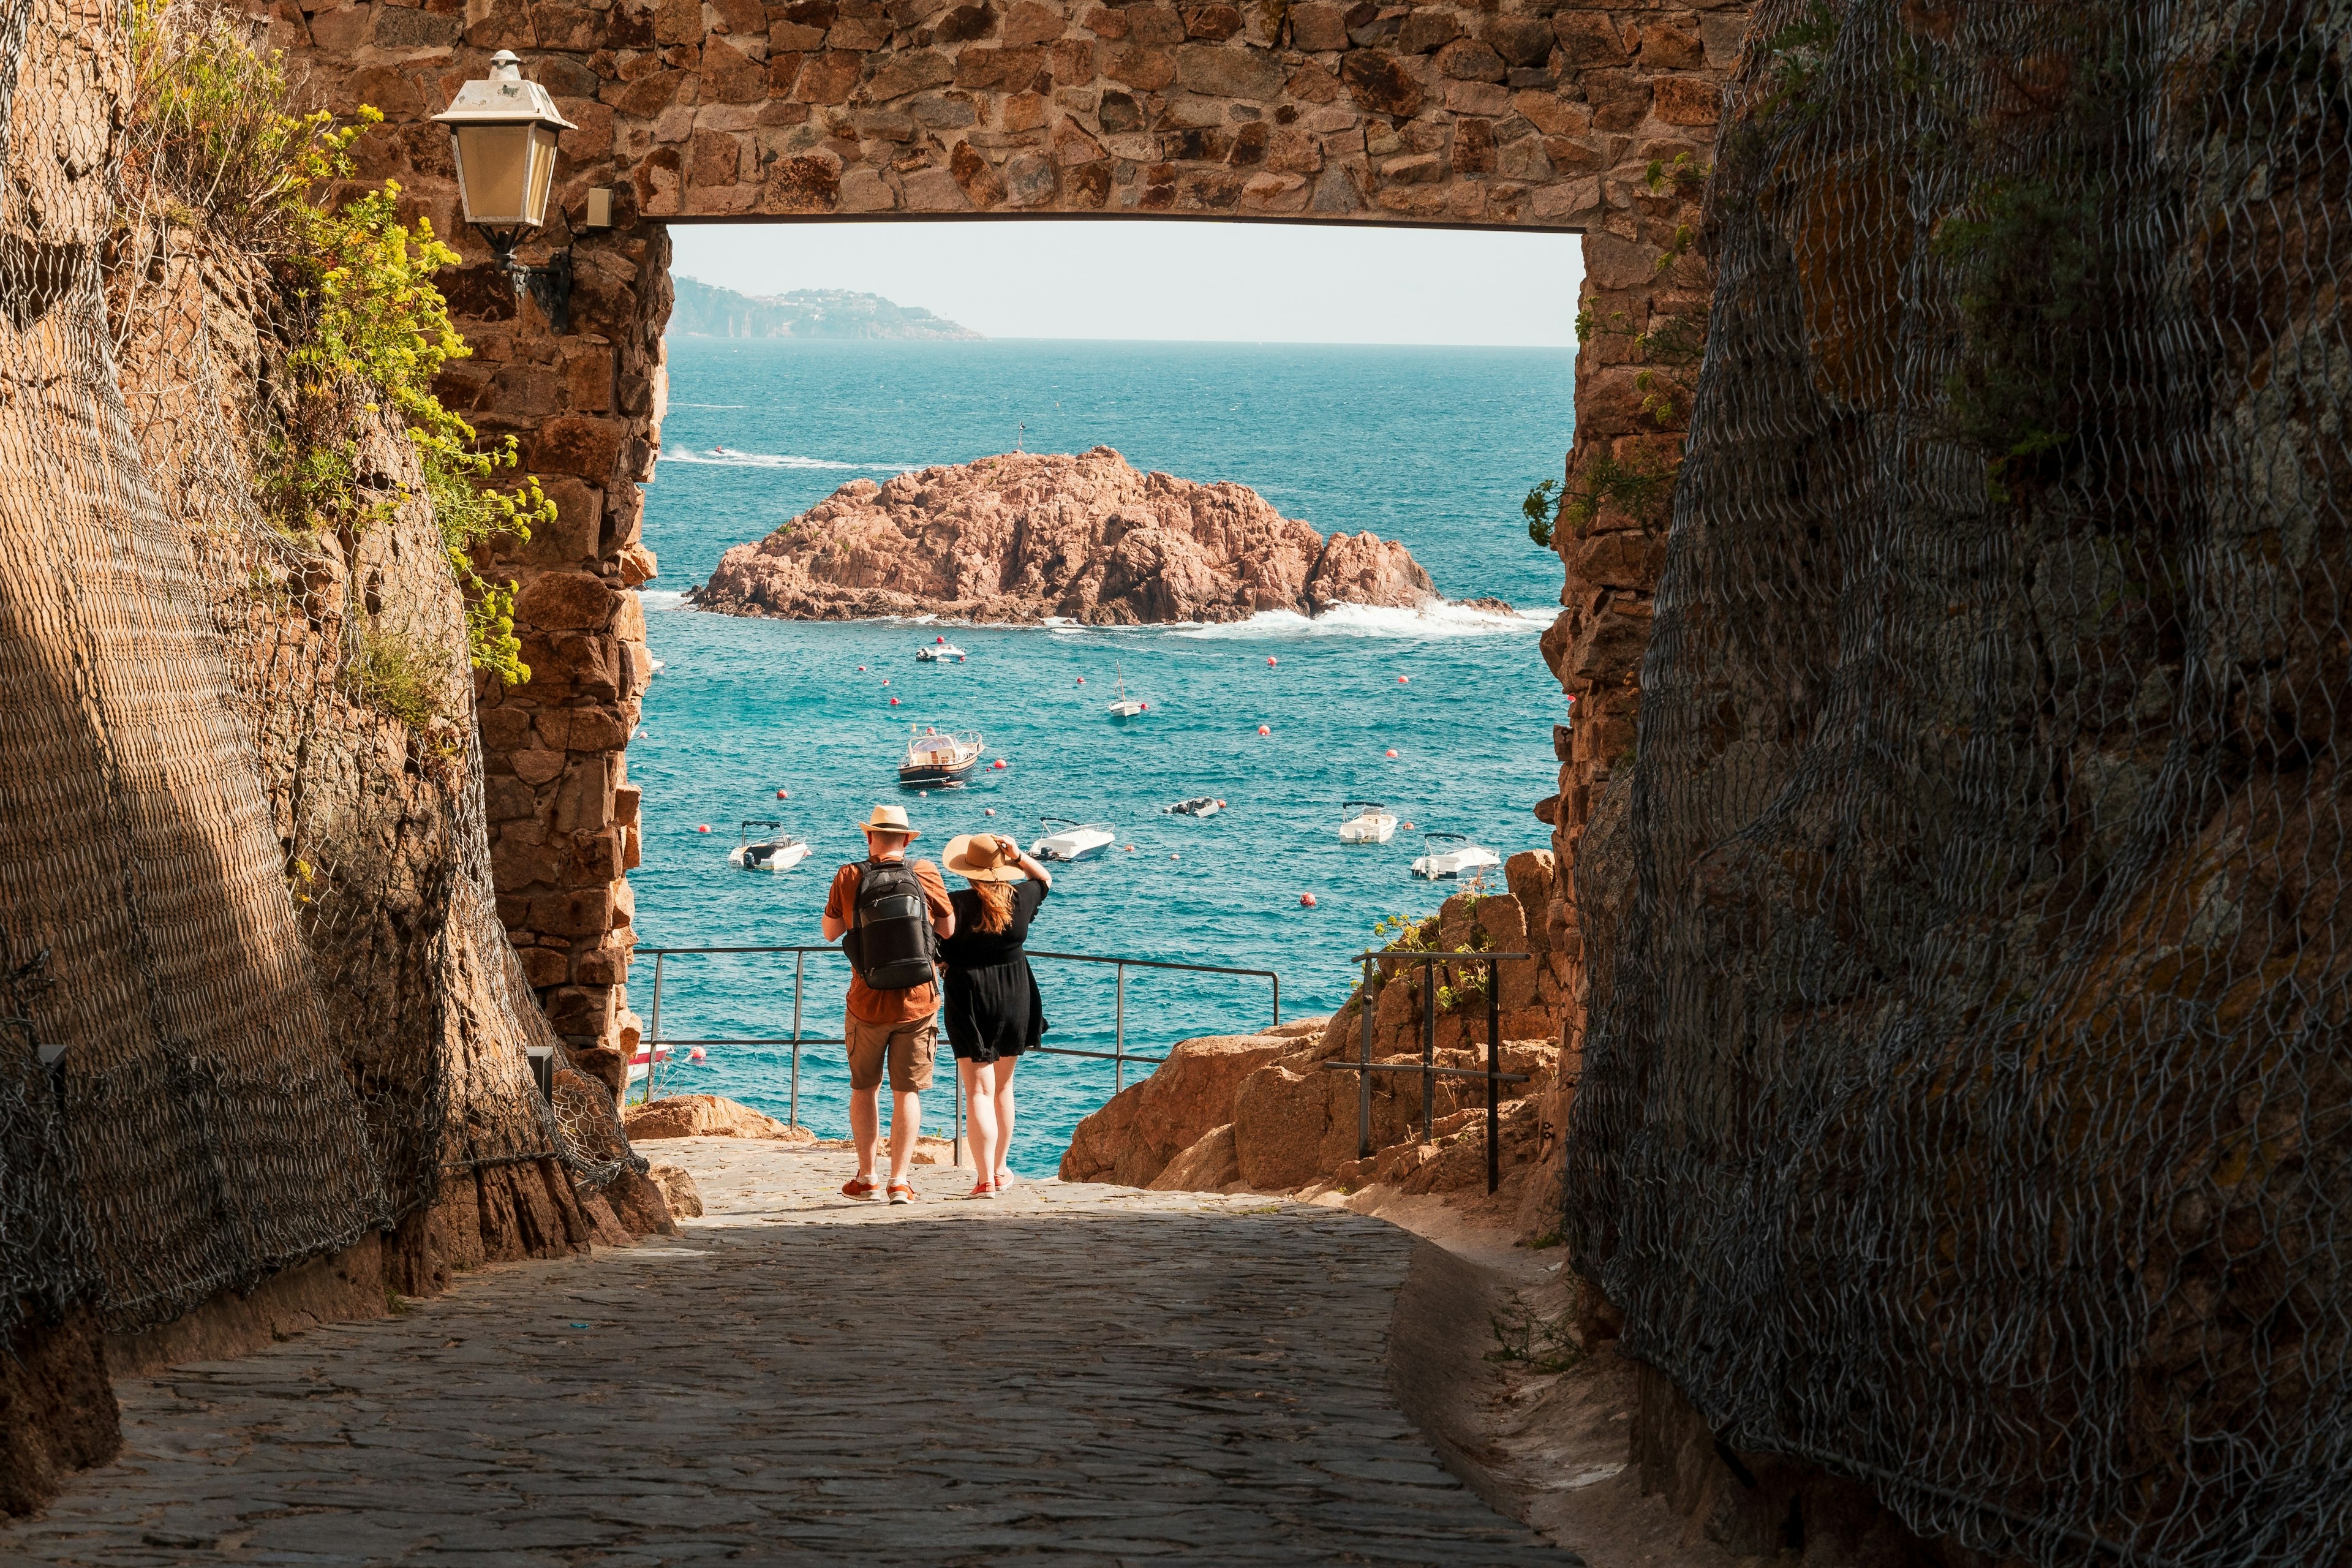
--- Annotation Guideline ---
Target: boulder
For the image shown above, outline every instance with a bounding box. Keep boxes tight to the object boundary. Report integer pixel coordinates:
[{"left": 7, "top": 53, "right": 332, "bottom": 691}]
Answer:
[
  {"left": 1231, "top": 1062, "right": 1341, "bottom": 1189},
  {"left": 622, "top": 1094, "right": 815, "bottom": 1142},
  {"left": 692, "top": 447, "right": 1446, "bottom": 624},
  {"left": 645, "top": 1162, "right": 705, "bottom": 1217},
  {"left": 1147, "top": 1123, "right": 1240, "bottom": 1191},
  {"left": 1060, "top": 1033, "right": 1289, "bottom": 1185}
]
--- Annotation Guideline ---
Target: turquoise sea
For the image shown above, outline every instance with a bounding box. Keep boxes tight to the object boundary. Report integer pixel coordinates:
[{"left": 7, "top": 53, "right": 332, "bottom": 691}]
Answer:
[{"left": 632, "top": 338, "right": 1572, "bottom": 1175}]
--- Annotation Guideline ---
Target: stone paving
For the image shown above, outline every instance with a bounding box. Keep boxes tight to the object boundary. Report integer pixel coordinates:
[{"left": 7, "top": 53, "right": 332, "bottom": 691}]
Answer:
[{"left": 6, "top": 1142, "right": 1579, "bottom": 1566}]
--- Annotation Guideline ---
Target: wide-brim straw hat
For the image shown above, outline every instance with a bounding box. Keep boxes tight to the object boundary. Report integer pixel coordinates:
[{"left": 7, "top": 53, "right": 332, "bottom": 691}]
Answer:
[
  {"left": 943, "top": 833, "right": 1025, "bottom": 882},
  {"left": 856, "top": 803, "right": 920, "bottom": 839}
]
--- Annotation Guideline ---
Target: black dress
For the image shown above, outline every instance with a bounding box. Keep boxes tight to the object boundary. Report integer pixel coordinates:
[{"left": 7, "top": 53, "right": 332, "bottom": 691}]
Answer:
[{"left": 939, "top": 880, "right": 1050, "bottom": 1063}]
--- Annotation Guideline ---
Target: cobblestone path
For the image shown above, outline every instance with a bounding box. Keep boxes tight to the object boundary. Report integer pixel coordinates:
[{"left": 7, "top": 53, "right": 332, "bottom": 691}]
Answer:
[{"left": 6, "top": 1145, "right": 1576, "bottom": 1566}]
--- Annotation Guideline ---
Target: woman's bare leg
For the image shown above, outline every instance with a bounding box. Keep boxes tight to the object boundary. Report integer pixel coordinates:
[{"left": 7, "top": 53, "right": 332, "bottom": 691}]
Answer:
[
  {"left": 992, "top": 1057, "right": 1018, "bottom": 1184},
  {"left": 959, "top": 1058, "right": 999, "bottom": 1184}
]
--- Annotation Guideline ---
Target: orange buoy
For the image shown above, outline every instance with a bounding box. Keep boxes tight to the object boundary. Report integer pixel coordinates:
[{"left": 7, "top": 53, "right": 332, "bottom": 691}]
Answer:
[
  {"left": 688, "top": 1047, "right": 707, "bottom": 1062},
  {"left": 1300, "top": 892, "right": 1317, "bottom": 907},
  {"left": 1257, "top": 725, "right": 1270, "bottom": 736},
  {"left": 1398, "top": 675, "right": 1409, "bottom": 684},
  {"left": 697, "top": 824, "right": 710, "bottom": 833},
  {"left": 992, "top": 758, "right": 1008, "bottom": 769},
  {"left": 1216, "top": 799, "right": 1226, "bottom": 807},
  {"left": 1125, "top": 844, "right": 1136, "bottom": 852},
  {"left": 1385, "top": 748, "right": 1398, "bottom": 758},
  {"left": 777, "top": 788, "right": 790, "bottom": 799},
  {"left": 1267, "top": 656, "right": 1278, "bottom": 667}
]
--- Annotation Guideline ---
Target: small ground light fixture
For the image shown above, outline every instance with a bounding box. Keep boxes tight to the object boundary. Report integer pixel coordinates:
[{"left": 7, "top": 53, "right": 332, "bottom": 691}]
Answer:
[{"left": 432, "top": 50, "right": 579, "bottom": 331}]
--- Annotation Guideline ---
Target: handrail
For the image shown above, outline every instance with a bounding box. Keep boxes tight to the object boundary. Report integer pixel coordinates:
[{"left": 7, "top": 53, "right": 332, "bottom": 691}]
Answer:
[
  {"left": 630, "top": 941, "right": 1283, "bottom": 1152},
  {"left": 1316, "top": 948, "right": 1533, "bottom": 1195}
]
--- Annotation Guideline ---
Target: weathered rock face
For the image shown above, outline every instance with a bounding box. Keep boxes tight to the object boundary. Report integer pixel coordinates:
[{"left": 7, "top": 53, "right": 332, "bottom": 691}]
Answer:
[
  {"left": 1068, "top": 882, "right": 1575, "bottom": 1205},
  {"left": 693, "top": 447, "right": 1436, "bottom": 625},
  {"left": 1058, "top": 1033, "right": 1292, "bottom": 1185},
  {"left": 624, "top": 1094, "right": 814, "bottom": 1142}
]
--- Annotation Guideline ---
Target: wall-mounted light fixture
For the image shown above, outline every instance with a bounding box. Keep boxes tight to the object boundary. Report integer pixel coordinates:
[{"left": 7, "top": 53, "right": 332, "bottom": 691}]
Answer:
[{"left": 432, "top": 50, "right": 579, "bottom": 332}]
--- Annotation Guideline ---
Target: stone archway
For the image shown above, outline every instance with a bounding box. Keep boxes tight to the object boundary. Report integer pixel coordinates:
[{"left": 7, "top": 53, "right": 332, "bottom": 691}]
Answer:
[{"left": 272, "top": 0, "right": 1743, "bottom": 1077}]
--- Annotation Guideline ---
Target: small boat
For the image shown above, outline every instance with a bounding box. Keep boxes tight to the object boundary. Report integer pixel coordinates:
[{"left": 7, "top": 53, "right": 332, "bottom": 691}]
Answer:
[
  {"left": 1339, "top": 800, "right": 1398, "bottom": 844},
  {"left": 897, "top": 726, "right": 986, "bottom": 788},
  {"left": 1031, "top": 817, "right": 1117, "bottom": 862},
  {"left": 1165, "top": 797, "right": 1223, "bottom": 817},
  {"left": 1411, "top": 832, "right": 1502, "bottom": 880},
  {"left": 728, "top": 820, "right": 810, "bottom": 872},
  {"left": 916, "top": 637, "right": 967, "bottom": 663},
  {"left": 1107, "top": 661, "right": 1147, "bottom": 720}
]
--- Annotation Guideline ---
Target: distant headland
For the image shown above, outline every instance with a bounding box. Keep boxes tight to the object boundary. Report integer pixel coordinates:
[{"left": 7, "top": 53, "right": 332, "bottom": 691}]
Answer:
[
  {"left": 687, "top": 447, "right": 1441, "bottom": 625},
  {"left": 668, "top": 276, "right": 982, "bottom": 341}
]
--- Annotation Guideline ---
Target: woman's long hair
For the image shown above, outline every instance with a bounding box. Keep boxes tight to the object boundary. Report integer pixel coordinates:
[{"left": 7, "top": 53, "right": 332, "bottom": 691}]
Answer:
[{"left": 971, "top": 878, "right": 1016, "bottom": 933}]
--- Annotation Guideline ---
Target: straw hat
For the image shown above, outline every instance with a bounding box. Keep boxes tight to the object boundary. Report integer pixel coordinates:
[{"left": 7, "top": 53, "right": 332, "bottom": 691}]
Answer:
[
  {"left": 943, "top": 832, "right": 1025, "bottom": 882},
  {"left": 855, "top": 803, "right": 920, "bottom": 840}
]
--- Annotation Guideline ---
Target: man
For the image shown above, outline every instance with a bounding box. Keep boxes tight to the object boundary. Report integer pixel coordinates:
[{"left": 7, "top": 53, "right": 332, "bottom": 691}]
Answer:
[{"left": 822, "top": 804, "right": 956, "bottom": 1203}]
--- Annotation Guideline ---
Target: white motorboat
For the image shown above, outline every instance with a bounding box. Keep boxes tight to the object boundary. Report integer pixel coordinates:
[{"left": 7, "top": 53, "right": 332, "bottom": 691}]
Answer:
[
  {"left": 1165, "top": 796, "right": 1223, "bottom": 817},
  {"left": 1411, "top": 831, "right": 1502, "bottom": 880},
  {"left": 898, "top": 726, "right": 985, "bottom": 788},
  {"left": 916, "top": 637, "right": 967, "bottom": 662},
  {"left": 1031, "top": 817, "right": 1117, "bottom": 862},
  {"left": 1338, "top": 800, "right": 1398, "bottom": 844},
  {"left": 1107, "top": 662, "right": 1147, "bottom": 720},
  {"left": 728, "top": 820, "right": 811, "bottom": 872}
]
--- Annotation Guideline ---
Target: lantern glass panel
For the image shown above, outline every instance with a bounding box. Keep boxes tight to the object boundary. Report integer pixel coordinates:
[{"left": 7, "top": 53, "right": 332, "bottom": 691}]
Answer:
[
  {"left": 526, "top": 124, "right": 560, "bottom": 227},
  {"left": 451, "top": 124, "right": 535, "bottom": 225}
]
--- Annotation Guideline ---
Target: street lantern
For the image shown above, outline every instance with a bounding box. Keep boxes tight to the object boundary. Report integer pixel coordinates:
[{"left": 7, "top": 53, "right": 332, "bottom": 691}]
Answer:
[{"left": 432, "top": 51, "right": 579, "bottom": 331}]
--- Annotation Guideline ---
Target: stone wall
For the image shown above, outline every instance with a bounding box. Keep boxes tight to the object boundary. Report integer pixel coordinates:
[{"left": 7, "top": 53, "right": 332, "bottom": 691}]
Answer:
[{"left": 268, "top": 0, "right": 1749, "bottom": 1068}]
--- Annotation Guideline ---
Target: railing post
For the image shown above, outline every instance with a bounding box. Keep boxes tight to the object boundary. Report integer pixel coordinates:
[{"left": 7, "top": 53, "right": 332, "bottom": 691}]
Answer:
[
  {"left": 1359, "top": 954, "right": 1374, "bottom": 1160},
  {"left": 643, "top": 952, "right": 666, "bottom": 1106},
  {"left": 1271, "top": 973, "right": 1280, "bottom": 1028},
  {"left": 1486, "top": 955, "right": 1501, "bottom": 1196},
  {"left": 791, "top": 950, "right": 805, "bottom": 1129},
  {"left": 1421, "top": 955, "right": 1436, "bottom": 1144},
  {"left": 1114, "top": 962, "right": 1127, "bottom": 1094}
]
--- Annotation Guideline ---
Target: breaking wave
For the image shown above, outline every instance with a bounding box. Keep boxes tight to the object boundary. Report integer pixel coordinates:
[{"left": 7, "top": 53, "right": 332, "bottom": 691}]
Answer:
[
  {"left": 1172, "top": 600, "right": 1550, "bottom": 641},
  {"left": 662, "top": 447, "right": 918, "bottom": 472}
]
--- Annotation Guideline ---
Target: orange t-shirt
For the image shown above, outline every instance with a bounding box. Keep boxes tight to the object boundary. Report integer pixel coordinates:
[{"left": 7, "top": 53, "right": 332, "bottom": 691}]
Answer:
[{"left": 826, "top": 858, "right": 954, "bottom": 1025}]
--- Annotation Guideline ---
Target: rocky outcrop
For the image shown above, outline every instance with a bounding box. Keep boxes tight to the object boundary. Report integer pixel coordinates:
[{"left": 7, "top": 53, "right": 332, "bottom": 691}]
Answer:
[
  {"left": 691, "top": 447, "right": 1438, "bottom": 625},
  {"left": 1069, "top": 878, "right": 1575, "bottom": 1219},
  {"left": 624, "top": 1095, "right": 813, "bottom": 1143},
  {"left": 1057, "top": 1030, "right": 1305, "bottom": 1186}
]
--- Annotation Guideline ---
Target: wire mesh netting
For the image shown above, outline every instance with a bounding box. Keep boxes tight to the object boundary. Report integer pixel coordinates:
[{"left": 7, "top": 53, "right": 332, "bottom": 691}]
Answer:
[
  {"left": 1564, "top": 1, "right": 2351, "bottom": 1562},
  {"left": 0, "top": 0, "right": 639, "bottom": 1344}
]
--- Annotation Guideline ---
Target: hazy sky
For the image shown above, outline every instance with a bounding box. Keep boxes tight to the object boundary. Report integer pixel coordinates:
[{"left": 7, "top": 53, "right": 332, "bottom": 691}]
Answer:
[{"left": 669, "top": 221, "right": 1582, "bottom": 346}]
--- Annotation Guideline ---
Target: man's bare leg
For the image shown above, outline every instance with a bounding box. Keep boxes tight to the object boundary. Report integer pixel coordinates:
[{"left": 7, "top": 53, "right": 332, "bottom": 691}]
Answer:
[
  {"left": 888, "top": 1090, "right": 921, "bottom": 1182},
  {"left": 849, "top": 1085, "right": 881, "bottom": 1180}
]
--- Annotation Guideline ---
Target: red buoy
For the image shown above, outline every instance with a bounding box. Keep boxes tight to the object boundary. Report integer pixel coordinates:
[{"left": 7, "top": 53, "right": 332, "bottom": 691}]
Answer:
[
  {"left": 1385, "top": 748, "right": 1398, "bottom": 758},
  {"left": 776, "top": 788, "right": 789, "bottom": 799},
  {"left": 881, "top": 679, "right": 890, "bottom": 686},
  {"left": 890, "top": 696, "right": 900, "bottom": 705},
  {"left": 697, "top": 824, "right": 710, "bottom": 833},
  {"left": 858, "top": 665, "right": 867, "bottom": 672},
  {"left": 1267, "top": 656, "right": 1278, "bottom": 667},
  {"left": 1398, "top": 675, "right": 1409, "bottom": 684},
  {"left": 1139, "top": 702, "right": 1148, "bottom": 711},
  {"left": 1076, "top": 676, "right": 1085, "bottom": 685},
  {"left": 985, "top": 807, "right": 997, "bottom": 815},
  {"left": 1257, "top": 725, "right": 1270, "bottom": 736},
  {"left": 936, "top": 635, "right": 946, "bottom": 643},
  {"left": 992, "top": 758, "right": 1008, "bottom": 769},
  {"left": 1300, "top": 892, "right": 1317, "bottom": 908},
  {"left": 688, "top": 1047, "right": 707, "bottom": 1062}
]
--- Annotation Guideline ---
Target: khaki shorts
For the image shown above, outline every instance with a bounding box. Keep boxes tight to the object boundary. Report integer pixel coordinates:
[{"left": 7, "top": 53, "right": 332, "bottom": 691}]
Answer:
[{"left": 845, "top": 1011, "right": 938, "bottom": 1094}]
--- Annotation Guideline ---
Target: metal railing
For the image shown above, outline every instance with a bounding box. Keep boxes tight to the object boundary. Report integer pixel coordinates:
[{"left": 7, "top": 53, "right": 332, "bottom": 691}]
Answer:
[
  {"left": 1318, "top": 949, "right": 1531, "bottom": 1194},
  {"left": 633, "top": 943, "right": 1280, "bottom": 1152}
]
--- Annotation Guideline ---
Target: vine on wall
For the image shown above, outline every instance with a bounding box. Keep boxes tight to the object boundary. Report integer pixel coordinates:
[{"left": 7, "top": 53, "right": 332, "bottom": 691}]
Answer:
[{"left": 128, "top": 1, "right": 548, "bottom": 700}]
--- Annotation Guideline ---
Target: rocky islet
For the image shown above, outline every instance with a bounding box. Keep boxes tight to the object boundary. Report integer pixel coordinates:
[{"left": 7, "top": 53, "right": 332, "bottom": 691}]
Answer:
[{"left": 688, "top": 444, "right": 1444, "bottom": 624}]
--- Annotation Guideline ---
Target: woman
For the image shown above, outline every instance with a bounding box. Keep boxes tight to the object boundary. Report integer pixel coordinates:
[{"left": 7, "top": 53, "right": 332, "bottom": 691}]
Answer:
[{"left": 937, "top": 832, "right": 1054, "bottom": 1198}]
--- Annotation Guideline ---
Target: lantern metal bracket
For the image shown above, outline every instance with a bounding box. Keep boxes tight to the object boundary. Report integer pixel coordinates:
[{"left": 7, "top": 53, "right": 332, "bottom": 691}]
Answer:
[{"left": 480, "top": 226, "right": 572, "bottom": 334}]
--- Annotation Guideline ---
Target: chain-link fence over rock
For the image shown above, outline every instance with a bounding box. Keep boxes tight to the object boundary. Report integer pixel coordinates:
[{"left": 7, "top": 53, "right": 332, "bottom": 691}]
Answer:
[
  {"left": 1565, "top": 1, "right": 2352, "bottom": 1562},
  {"left": 0, "top": 0, "right": 670, "bottom": 1513}
]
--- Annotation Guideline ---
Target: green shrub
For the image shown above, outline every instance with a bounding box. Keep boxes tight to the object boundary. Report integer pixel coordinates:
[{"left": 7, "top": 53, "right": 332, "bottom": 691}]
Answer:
[
  {"left": 346, "top": 626, "right": 445, "bottom": 729},
  {"left": 130, "top": 0, "right": 547, "bottom": 687}
]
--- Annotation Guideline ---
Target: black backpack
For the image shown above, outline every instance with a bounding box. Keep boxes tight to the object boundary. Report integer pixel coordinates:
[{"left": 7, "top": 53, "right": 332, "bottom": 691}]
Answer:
[{"left": 844, "top": 858, "right": 937, "bottom": 990}]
